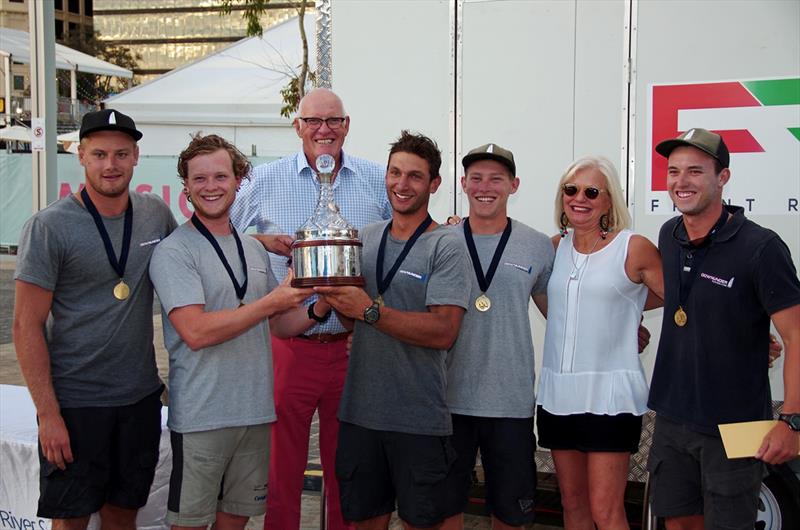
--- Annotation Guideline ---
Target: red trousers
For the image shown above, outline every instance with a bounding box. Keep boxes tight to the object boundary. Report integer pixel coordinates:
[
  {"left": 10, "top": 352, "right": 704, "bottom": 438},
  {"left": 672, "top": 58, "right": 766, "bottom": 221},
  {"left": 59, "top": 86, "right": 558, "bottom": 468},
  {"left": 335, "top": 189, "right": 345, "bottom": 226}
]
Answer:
[{"left": 265, "top": 336, "right": 354, "bottom": 530}]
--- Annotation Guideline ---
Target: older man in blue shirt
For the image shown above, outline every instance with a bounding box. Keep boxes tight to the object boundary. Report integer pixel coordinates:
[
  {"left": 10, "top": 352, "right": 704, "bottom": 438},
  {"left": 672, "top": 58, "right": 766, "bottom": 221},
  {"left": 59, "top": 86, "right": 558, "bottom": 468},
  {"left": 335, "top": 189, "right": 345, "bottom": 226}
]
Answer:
[{"left": 230, "top": 88, "right": 390, "bottom": 530}]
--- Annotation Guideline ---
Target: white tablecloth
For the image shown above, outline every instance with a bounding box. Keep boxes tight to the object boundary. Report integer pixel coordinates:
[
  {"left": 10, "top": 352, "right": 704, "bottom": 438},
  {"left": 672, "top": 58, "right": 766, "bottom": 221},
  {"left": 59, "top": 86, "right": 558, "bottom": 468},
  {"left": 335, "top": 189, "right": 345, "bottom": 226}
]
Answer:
[{"left": 0, "top": 385, "right": 171, "bottom": 530}]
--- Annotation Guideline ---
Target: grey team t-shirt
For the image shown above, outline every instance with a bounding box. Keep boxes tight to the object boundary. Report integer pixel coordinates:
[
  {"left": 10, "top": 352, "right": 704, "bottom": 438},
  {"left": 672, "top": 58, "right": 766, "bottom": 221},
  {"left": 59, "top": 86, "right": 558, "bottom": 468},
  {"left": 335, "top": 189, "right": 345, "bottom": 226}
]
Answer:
[
  {"left": 14, "top": 192, "right": 176, "bottom": 408},
  {"left": 446, "top": 219, "right": 554, "bottom": 418},
  {"left": 149, "top": 223, "right": 278, "bottom": 433},
  {"left": 338, "top": 220, "right": 470, "bottom": 436}
]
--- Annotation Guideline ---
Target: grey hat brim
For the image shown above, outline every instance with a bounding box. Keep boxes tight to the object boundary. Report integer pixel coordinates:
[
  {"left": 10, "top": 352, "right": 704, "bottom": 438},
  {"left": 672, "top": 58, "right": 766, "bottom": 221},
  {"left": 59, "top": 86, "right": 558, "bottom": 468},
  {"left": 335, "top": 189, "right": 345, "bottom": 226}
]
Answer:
[{"left": 462, "top": 152, "right": 516, "bottom": 176}]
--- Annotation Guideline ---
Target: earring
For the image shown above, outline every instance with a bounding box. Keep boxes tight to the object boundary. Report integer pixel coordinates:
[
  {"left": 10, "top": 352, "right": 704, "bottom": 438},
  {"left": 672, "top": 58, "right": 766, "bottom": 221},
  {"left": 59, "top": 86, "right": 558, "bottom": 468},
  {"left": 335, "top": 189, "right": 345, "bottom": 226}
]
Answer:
[
  {"left": 183, "top": 188, "right": 192, "bottom": 204},
  {"left": 560, "top": 211, "right": 569, "bottom": 238},
  {"left": 599, "top": 213, "right": 610, "bottom": 239}
]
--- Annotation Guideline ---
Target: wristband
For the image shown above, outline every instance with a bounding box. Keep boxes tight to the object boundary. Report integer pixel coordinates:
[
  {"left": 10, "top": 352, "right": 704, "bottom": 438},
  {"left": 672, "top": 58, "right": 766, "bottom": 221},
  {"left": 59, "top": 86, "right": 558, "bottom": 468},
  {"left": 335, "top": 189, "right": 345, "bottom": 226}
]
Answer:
[{"left": 307, "top": 301, "right": 332, "bottom": 323}]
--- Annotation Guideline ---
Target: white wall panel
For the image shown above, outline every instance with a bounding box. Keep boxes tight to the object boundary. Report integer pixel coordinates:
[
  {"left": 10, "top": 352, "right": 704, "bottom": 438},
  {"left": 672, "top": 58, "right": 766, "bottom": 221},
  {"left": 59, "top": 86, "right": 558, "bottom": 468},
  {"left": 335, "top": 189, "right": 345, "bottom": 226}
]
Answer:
[{"left": 331, "top": 0, "right": 454, "bottom": 221}]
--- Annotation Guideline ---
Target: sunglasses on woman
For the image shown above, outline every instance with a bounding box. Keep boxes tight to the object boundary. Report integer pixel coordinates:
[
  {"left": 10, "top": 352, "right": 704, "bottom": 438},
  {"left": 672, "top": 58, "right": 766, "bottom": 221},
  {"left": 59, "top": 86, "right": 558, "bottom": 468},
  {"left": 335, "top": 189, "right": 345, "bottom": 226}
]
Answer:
[{"left": 563, "top": 184, "right": 604, "bottom": 200}]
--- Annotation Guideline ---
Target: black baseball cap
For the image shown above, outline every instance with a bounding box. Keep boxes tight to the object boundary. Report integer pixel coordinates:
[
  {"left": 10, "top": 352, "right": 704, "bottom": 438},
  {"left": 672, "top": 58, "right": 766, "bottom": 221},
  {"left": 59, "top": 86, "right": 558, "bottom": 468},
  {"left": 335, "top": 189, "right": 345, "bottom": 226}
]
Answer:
[
  {"left": 79, "top": 109, "right": 143, "bottom": 141},
  {"left": 655, "top": 128, "right": 730, "bottom": 168},
  {"left": 462, "top": 143, "right": 516, "bottom": 177}
]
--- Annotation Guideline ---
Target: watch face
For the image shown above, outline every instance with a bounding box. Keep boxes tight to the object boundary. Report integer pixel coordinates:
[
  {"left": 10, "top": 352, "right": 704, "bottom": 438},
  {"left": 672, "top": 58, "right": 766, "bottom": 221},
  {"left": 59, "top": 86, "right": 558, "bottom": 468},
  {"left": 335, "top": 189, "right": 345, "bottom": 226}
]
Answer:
[
  {"left": 780, "top": 414, "right": 800, "bottom": 431},
  {"left": 364, "top": 303, "right": 380, "bottom": 324}
]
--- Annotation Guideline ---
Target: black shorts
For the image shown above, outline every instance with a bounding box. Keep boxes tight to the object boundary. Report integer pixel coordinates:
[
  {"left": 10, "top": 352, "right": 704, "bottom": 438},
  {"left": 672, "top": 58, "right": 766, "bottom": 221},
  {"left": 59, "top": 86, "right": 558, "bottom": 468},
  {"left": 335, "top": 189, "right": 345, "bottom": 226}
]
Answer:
[
  {"left": 447, "top": 414, "right": 537, "bottom": 526},
  {"left": 647, "top": 415, "right": 763, "bottom": 528},
  {"left": 335, "top": 422, "right": 460, "bottom": 528},
  {"left": 37, "top": 387, "right": 163, "bottom": 519},
  {"left": 536, "top": 406, "right": 642, "bottom": 453}
]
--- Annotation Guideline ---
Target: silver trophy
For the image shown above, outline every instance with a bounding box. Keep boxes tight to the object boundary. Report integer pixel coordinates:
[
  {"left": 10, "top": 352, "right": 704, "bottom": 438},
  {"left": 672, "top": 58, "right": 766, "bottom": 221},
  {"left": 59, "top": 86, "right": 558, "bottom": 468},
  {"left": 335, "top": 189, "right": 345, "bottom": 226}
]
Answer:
[{"left": 291, "top": 154, "right": 365, "bottom": 287}]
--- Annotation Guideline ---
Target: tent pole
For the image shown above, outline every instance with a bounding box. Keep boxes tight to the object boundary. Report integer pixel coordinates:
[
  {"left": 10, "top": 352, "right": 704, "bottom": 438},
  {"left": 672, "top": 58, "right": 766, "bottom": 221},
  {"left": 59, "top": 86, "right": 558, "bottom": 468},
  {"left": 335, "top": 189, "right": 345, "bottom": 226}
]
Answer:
[
  {"left": 28, "top": 0, "right": 57, "bottom": 211},
  {"left": 71, "top": 65, "right": 78, "bottom": 124},
  {"left": 3, "top": 53, "right": 11, "bottom": 126}
]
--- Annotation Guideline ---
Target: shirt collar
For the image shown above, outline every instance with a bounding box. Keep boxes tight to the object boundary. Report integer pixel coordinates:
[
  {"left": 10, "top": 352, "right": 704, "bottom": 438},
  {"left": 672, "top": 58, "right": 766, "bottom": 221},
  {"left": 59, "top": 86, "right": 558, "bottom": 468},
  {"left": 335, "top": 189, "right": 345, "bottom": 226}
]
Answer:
[{"left": 672, "top": 204, "right": 745, "bottom": 246}]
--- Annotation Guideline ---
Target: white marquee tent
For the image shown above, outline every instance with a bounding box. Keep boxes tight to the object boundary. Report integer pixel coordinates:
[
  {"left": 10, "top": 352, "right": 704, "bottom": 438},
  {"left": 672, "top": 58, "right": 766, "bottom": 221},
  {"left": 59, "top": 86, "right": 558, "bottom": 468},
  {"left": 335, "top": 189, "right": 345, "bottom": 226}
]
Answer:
[
  {"left": 1, "top": 27, "right": 132, "bottom": 124},
  {"left": 0, "top": 27, "right": 133, "bottom": 77},
  {"left": 104, "top": 16, "right": 315, "bottom": 157}
]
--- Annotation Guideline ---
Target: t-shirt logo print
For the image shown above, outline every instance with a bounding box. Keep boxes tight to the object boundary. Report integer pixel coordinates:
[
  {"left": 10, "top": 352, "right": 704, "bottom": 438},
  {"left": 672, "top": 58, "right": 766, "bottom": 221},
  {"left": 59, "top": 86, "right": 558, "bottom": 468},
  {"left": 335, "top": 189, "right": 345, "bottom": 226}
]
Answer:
[
  {"left": 699, "top": 272, "right": 735, "bottom": 288},
  {"left": 398, "top": 269, "right": 427, "bottom": 281}
]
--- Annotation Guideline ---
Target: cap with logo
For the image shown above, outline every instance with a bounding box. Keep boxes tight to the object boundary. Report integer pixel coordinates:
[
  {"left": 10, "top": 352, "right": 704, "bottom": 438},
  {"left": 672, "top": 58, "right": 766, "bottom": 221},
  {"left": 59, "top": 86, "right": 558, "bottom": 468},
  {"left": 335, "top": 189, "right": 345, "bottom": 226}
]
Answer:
[
  {"left": 655, "top": 128, "right": 730, "bottom": 168},
  {"left": 462, "top": 143, "right": 516, "bottom": 177},
  {"left": 79, "top": 109, "right": 143, "bottom": 141}
]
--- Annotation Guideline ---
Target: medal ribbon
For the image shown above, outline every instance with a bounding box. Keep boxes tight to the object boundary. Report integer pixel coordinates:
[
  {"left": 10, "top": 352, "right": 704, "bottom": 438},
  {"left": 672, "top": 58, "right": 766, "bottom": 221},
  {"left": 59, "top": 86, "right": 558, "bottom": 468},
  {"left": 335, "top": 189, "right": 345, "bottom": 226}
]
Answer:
[
  {"left": 463, "top": 217, "right": 512, "bottom": 294},
  {"left": 80, "top": 188, "right": 132, "bottom": 282},
  {"left": 376, "top": 214, "right": 433, "bottom": 296},
  {"left": 191, "top": 214, "right": 248, "bottom": 302},
  {"left": 675, "top": 207, "right": 730, "bottom": 311}
]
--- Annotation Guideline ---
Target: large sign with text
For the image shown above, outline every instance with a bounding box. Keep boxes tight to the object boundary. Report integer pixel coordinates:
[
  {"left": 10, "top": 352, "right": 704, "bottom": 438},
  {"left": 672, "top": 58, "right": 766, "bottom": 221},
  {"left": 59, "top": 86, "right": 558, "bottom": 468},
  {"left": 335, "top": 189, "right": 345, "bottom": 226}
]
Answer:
[{"left": 646, "top": 78, "right": 799, "bottom": 215}]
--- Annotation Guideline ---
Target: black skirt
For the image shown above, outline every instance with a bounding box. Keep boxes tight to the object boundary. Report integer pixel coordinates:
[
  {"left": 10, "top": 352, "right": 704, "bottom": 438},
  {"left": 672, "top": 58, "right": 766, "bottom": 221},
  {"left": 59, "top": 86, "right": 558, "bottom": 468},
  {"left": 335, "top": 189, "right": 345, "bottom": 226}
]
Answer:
[{"left": 536, "top": 405, "right": 643, "bottom": 453}]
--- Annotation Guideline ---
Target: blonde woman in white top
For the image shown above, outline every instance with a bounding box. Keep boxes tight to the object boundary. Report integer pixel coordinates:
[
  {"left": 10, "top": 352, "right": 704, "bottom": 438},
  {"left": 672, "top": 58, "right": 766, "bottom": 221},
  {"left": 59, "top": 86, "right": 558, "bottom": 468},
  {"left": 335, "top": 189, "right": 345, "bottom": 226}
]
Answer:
[{"left": 537, "top": 156, "right": 664, "bottom": 530}]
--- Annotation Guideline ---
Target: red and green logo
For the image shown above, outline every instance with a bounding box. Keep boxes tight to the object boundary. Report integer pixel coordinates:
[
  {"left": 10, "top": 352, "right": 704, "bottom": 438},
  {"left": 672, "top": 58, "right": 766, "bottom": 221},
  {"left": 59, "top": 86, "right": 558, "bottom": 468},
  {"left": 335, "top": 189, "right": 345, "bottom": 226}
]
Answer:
[{"left": 651, "top": 78, "right": 800, "bottom": 191}]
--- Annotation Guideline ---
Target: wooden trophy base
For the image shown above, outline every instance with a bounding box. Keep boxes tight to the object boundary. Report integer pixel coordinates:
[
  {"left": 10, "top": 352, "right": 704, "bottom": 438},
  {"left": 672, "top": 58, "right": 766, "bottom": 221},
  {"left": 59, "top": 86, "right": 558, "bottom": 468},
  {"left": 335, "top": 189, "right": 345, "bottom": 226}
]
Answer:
[{"left": 291, "top": 275, "right": 366, "bottom": 288}]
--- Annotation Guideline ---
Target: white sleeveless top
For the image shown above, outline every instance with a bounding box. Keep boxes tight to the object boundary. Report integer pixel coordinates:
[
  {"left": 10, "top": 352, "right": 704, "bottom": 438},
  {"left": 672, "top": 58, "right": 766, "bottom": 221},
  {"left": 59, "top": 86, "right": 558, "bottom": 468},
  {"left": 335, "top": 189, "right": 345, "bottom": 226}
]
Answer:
[{"left": 537, "top": 229, "right": 649, "bottom": 416}]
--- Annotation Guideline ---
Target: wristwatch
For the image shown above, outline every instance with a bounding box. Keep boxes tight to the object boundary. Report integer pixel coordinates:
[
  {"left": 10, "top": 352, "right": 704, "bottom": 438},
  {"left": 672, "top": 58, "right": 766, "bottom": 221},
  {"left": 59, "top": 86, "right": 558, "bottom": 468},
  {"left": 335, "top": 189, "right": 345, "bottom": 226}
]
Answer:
[
  {"left": 363, "top": 301, "right": 381, "bottom": 325},
  {"left": 307, "top": 301, "right": 331, "bottom": 324},
  {"left": 778, "top": 413, "right": 800, "bottom": 432}
]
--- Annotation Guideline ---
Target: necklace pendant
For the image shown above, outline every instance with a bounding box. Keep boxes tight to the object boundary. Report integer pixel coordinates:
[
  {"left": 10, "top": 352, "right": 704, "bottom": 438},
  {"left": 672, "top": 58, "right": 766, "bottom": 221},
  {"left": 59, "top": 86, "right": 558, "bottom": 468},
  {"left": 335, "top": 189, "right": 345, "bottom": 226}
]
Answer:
[
  {"left": 113, "top": 279, "right": 130, "bottom": 300},
  {"left": 475, "top": 293, "right": 491, "bottom": 312},
  {"left": 569, "top": 269, "right": 579, "bottom": 280}
]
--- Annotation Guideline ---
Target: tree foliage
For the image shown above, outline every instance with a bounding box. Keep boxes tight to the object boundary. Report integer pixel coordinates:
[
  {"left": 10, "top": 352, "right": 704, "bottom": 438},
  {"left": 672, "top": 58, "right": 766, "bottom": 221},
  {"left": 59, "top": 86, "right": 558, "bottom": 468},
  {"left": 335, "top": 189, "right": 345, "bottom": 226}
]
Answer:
[
  {"left": 220, "top": 0, "right": 314, "bottom": 117},
  {"left": 59, "top": 29, "right": 141, "bottom": 104}
]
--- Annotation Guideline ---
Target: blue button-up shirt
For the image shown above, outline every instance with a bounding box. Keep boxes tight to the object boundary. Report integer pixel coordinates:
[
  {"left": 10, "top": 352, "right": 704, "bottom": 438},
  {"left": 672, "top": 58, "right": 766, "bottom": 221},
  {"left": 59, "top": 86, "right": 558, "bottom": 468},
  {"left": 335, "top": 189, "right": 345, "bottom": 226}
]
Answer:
[{"left": 231, "top": 150, "right": 391, "bottom": 333}]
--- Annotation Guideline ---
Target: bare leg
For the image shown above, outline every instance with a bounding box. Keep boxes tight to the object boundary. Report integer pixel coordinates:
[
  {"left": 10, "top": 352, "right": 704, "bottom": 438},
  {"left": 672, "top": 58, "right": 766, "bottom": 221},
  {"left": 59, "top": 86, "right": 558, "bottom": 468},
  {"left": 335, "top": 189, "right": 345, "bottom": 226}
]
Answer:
[
  {"left": 401, "top": 512, "right": 462, "bottom": 530},
  {"left": 665, "top": 515, "right": 704, "bottom": 530},
  {"left": 355, "top": 513, "right": 391, "bottom": 530},
  {"left": 586, "top": 452, "right": 631, "bottom": 530},
  {"left": 99, "top": 504, "right": 137, "bottom": 530},
  {"left": 52, "top": 517, "right": 91, "bottom": 530},
  {"left": 552, "top": 450, "right": 593, "bottom": 530},
  {"left": 212, "top": 512, "right": 249, "bottom": 530}
]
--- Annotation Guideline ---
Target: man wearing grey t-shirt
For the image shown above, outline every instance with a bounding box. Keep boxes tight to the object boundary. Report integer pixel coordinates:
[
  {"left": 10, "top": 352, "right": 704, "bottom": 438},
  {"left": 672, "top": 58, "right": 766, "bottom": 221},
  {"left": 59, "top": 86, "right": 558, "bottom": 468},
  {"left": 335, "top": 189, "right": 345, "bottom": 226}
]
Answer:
[
  {"left": 149, "top": 134, "right": 320, "bottom": 530},
  {"left": 446, "top": 144, "right": 553, "bottom": 529},
  {"left": 13, "top": 109, "right": 176, "bottom": 529},
  {"left": 317, "top": 131, "right": 470, "bottom": 530}
]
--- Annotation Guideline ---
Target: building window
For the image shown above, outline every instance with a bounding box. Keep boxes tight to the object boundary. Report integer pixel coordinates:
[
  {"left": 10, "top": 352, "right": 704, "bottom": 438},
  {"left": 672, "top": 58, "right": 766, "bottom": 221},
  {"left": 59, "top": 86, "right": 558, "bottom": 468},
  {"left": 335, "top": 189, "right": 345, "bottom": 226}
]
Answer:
[
  {"left": 68, "top": 0, "right": 80, "bottom": 14},
  {"left": 9, "top": 0, "right": 24, "bottom": 4},
  {"left": 69, "top": 22, "right": 78, "bottom": 36},
  {"left": 14, "top": 76, "right": 25, "bottom": 91},
  {"left": 85, "top": 0, "right": 92, "bottom": 16},
  {"left": 55, "top": 20, "right": 64, "bottom": 40},
  {"left": 55, "top": 0, "right": 63, "bottom": 10}
]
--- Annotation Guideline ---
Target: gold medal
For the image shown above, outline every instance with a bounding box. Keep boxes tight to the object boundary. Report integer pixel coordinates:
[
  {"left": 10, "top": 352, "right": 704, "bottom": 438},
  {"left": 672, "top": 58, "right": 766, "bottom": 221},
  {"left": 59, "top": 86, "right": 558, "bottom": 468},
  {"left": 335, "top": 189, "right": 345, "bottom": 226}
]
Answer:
[
  {"left": 475, "top": 293, "right": 491, "bottom": 312},
  {"left": 674, "top": 306, "right": 687, "bottom": 327},
  {"left": 375, "top": 294, "right": 384, "bottom": 307},
  {"left": 113, "top": 280, "right": 130, "bottom": 301}
]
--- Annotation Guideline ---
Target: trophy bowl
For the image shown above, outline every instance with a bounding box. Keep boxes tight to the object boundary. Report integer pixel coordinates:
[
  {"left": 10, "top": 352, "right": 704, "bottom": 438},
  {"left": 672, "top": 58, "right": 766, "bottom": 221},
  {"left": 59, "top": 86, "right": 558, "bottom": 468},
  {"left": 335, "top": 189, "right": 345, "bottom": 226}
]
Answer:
[{"left": 291, "top": 227, "right": 364, "bottom": 287}]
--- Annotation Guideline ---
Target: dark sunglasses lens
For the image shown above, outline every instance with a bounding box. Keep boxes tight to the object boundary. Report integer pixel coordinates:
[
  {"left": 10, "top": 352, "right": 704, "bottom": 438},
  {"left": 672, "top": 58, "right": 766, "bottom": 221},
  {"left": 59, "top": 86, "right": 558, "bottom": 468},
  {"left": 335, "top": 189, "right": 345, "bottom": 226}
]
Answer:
[
  {"left": 585, "top": 187, "right": 600, "bottom": 199},
  {"left": 563, "top": 185, "right": 578, "bottom": 196}
]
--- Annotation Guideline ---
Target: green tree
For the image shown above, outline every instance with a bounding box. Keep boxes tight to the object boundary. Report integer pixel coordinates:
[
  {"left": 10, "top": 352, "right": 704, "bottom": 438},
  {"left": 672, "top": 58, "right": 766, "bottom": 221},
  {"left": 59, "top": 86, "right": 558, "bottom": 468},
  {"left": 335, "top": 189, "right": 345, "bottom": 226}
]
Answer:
[
  {"left": 58, "top": 29, "right": 140, "bottom": 104},
  {"left": 220, "top": 0, "right": 314, "bottom": 117}
]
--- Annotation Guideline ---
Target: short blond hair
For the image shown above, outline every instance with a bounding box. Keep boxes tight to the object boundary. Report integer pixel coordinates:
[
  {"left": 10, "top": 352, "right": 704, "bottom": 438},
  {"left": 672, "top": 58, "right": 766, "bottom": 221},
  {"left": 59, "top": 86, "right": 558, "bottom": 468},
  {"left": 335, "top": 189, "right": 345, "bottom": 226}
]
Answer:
[{"left": 553, "top": 155, "right": 631, "bottom": 232}]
